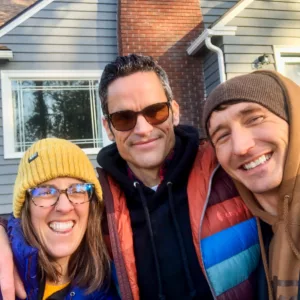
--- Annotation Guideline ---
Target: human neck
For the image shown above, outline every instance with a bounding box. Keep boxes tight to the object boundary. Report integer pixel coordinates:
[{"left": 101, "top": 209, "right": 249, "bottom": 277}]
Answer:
[
  {"left": 253, "top": 190, "right": 279, "bottom": 216},
  {"left": 48, "top": 257, "right": 70, "bottom": 285},
  {"left": 128, "top": 163, "right": 161, "bottom": 188}
]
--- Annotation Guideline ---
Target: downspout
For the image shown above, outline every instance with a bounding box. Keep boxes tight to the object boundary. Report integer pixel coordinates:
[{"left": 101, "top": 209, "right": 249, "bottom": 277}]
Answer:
[{"left": 205, "top": 36, "right": 226, "bottom": 83}]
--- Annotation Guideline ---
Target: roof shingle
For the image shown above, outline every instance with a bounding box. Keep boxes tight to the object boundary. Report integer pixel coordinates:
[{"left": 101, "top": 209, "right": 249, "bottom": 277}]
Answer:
[{"left": 0, "top": 0, "right": 37, "bottom": 27}]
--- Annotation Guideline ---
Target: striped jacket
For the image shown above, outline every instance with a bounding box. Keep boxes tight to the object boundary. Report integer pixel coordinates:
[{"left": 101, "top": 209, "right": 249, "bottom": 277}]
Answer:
[{"left": 99, "top": 143, "right": 262, "bottom": 300}]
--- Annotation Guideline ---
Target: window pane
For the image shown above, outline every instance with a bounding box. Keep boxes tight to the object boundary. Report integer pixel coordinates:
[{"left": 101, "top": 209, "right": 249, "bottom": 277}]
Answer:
[
  {"left": 12, "top": 80, "right": 102, "bottom": 152},
  {"left": 284, "top": 63, "right": 300, "bottom": 85}
]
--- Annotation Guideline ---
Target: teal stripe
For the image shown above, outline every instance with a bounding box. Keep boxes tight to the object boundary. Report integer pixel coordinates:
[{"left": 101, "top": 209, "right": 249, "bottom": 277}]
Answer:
[
  {"left": 201, "top": 218, "right": 258, "bottom": 268},
  {"left": 206, "top": 244, "right": 260, "bottom": 296}
]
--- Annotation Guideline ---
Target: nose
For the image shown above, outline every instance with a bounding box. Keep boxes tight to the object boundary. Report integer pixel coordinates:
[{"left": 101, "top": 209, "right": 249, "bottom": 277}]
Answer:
[
  {"left": 133, "top": 114, "right": 153, "bottom": 136},
  {"left": 54, "top": 193, "right": 74, "bottom": 213},
  {"left": 231, "top": 127, "right": 255, "bottom": 156}
]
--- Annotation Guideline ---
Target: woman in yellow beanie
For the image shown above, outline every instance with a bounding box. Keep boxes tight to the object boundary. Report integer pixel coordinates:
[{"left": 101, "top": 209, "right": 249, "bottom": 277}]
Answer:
[{"left": 7, "top": 138, "right": 119, "bottom": 300}]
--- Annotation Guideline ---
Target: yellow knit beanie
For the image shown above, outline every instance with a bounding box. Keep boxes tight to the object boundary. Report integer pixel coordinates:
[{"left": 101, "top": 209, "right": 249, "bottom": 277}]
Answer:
[{"left": 13, "top": 138, "right": 102, "bottom": 218}]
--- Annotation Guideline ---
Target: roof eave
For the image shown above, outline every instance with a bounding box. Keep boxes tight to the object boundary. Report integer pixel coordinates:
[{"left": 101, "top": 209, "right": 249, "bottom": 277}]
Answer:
[
  {"left": 0, "top": 50, "right": 13, "bottom": 61},
  {"left": 187, "top": 27, "right": 237, "bottom": 56},
  {"left": 187, "top": 0, "right": 255, "bottom": 55},
  {"left": 0, "top": 0, "right": 54, "bottom": 38}
]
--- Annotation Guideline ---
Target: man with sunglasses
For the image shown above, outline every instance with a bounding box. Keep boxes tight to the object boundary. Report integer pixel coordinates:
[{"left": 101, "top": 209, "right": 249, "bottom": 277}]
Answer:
[{"left": 0, "top": 54, "right": 262, "bottom": 300}]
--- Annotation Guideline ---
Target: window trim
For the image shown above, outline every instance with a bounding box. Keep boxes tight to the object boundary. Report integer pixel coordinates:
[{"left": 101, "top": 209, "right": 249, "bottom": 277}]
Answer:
[
  {"left": 273, "top": 45, "right": 300, "bottom": 75},
  {"left": 1, "top": 70, "right": 110, "bottom": 159}
]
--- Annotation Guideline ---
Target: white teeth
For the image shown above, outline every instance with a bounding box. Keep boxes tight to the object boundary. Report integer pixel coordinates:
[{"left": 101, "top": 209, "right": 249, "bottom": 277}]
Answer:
[
  {"left": 242, "top": 154, "right": 272, "bottom": 170},
  {"left": 49, "top": 221, "right": 74, "bottom": 232}
]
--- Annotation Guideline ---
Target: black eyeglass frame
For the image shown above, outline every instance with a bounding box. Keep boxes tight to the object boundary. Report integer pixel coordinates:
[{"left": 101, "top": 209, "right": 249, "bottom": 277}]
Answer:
[
  {"left": 27, "top": 183, "right": 95, "bottom": 208},
  {"left": 105, "top": 101, "right": 172, "bottom": 132}
]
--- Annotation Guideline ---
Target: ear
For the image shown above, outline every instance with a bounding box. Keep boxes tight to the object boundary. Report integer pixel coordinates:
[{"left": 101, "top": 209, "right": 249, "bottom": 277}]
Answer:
[
  {"left": 102, "top": 117, "right": 115, "bottom": 141},
  {"left": 171, "top": 100, "right": 180, "bottom": 126}
]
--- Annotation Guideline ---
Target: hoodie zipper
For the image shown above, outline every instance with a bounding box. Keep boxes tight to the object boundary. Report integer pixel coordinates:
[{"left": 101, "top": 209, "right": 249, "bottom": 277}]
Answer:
[{"left": 198, "top": 164, "right": 220, "bottom": 300}]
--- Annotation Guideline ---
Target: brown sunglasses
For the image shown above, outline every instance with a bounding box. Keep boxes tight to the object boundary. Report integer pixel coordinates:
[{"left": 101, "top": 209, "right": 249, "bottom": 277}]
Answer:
[{"left": 106, "top": 102, "right": 171, "bottom": 131}]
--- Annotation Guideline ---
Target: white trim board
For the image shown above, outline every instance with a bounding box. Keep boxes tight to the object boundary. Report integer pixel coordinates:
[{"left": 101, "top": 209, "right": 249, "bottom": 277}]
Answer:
[
  {"left": 274, "top": 46, "right": 300, "bottom": 74},
  {"left": 0, "top": 0, "right": 55, "bottom": 38},
  {"left": 211, "top": 0, "right": 254, "bottom": 30}
]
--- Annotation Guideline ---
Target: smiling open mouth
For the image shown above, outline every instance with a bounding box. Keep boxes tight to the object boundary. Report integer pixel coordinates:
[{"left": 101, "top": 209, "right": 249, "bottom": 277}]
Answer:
[
  {"left": 241, "top": 153, "right": 272, "bottom": 170},
  {"left": 49, "top": 221, "right": 75, "bottom": 232}
]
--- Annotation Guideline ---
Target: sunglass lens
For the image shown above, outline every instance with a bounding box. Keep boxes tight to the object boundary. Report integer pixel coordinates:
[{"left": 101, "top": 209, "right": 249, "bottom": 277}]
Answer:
[
  {"left": 144, "top": 103, "right": 169, "bottom": 125},
  {"left": 110, "top": 110, "right": 137, "bottom": 131}
]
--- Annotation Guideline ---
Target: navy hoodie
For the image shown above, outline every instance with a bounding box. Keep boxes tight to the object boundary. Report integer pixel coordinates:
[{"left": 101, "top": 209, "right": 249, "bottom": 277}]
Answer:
[{"left": 97, "top": 125, "right": 213, "bottom": 300}]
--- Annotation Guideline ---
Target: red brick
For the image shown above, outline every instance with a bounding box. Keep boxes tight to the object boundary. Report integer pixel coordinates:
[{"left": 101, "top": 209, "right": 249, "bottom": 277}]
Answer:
[{"left": 119, "top": 0, "right": 205, "bottom": 131}]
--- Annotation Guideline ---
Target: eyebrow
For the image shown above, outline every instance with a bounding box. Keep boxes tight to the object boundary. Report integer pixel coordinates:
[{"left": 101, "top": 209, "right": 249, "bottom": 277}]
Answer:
[
  {"left": 237, "top": 106, "right": 264, "bottom": 117},
  {"left": 209, "top": 105, "right": 264, "bottom": 141},
  {"left": 209, "top": 124, "right": 227, "bottom": 142}
]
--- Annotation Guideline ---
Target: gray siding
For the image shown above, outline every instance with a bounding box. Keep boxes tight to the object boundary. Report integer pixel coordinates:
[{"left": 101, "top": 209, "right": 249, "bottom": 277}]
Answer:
[
  {"left": 203, "top": 51, "right": 221, "bottom": 96},
  {"left": 200, "top": 0, "right": 239, "bottom": 28},
  {"left": 223, "top": 0, "right": 300, "bottom": 79},
  {"left": 0, "top": 0, "right": 118, "bottom": 214}
]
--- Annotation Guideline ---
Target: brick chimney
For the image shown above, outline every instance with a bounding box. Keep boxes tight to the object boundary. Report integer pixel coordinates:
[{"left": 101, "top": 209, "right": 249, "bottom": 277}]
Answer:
[{"left": 118, "top": 0, "right": 205, "bottom": 131}]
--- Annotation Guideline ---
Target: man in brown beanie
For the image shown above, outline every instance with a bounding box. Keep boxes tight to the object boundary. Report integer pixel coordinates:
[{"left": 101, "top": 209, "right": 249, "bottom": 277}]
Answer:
[{"left": 203, "top": 70, "right": 300, "bottom": 300}]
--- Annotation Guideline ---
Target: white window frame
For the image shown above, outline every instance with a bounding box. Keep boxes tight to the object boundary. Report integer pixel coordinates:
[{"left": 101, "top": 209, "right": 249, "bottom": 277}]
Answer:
[
  {"left": 273, "top": 46, "right": 300, "bottom": 75},
  {"left": 1, "top": 70, "right": 110, "bottom": 159}
]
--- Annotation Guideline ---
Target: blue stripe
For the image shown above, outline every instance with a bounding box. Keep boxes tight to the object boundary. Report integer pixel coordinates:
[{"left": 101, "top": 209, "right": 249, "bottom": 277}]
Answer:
[
  {"left": 206, "top": 244, "right": 260, "bottom": 296},
  {"left": 201, "top": 217, "right": 258, "bottom": 268}
]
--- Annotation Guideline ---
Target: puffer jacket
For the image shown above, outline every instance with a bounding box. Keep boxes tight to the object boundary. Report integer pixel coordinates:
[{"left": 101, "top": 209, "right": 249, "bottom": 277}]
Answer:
[
  {"left": 98, "top": 128, "right": 263, "bottom": 300},
  {"left": 7, "top": 216, "right": 118, "bottom": 300}
]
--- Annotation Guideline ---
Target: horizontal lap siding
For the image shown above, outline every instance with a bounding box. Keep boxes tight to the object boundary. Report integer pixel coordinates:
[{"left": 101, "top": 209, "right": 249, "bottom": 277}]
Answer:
[
  {"left": 0, "top": 85, "right": 17, "bottom": 213},
  {"left": 200, "top": 0, "right": 239, "bottom": 28},
  {"left": 199, "top": 0, "right": 235, "bottom": 94},
  {"left": 224, "top": 0, "right": 300, "bottom": 79},
  {"left": 0, "top": 0, "right": 117, "bottom": 214},
  {"left": 203, "top": 51, "right": 221, "bottom": 96}
]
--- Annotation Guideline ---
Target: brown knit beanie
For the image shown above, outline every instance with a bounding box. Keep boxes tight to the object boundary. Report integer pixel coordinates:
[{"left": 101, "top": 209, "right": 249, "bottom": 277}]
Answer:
[{"left": 203, "top": 71, "right": 288, "bottom": 136}]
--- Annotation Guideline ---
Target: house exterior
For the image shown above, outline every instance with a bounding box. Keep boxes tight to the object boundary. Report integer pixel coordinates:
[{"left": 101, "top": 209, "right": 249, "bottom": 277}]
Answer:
[
  {"left": 0, "top": 0, "right": 118, "bottom": 214},
  {"left": 188, "top": 0, "right": 300, "bottom": 96},
  {"left": 0, "top": 0, "right": 204, "bottom": 215},
  {"left": 2, "top": 0, "right": 297, "bottom": 215}
]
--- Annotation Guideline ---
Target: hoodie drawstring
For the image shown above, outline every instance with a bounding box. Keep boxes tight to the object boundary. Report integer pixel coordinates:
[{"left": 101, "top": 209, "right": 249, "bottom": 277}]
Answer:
[
  {"left": 134, "top": 181, "right": 166, "bottom": 300},
  {"left": 167, "top": 182, "right": 196, "bottom": 299},
  {"left": 283, "top": 195, "right": 300, "bottom": 260},
  {"left": 134, "top": 181, "right": 196, "bottom": 299}
]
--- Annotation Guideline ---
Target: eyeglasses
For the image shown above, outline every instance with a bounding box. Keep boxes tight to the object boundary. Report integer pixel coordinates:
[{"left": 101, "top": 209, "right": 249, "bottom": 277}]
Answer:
[
  {"left": 106, "top": 102, "right": 171, "bottom": 131},
  {"left": 28, "top": 183, "right": 94, "bottom": 208}
]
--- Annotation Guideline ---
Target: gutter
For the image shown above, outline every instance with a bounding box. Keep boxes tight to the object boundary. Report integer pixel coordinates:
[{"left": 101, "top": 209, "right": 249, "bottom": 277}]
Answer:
[{"left": 187, "top": 27, "right": 236, "bottom": 83}]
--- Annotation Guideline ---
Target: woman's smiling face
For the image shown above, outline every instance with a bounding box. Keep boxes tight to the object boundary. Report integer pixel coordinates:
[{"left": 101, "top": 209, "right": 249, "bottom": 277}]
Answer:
[{"left": 29, "top": 177, "right": 90, "bottom": 264}]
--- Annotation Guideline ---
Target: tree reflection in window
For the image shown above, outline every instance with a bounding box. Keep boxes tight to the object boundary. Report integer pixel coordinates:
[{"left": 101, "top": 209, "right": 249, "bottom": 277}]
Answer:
[{"left": 12, "top": 80, "right": 102, "bottom": 152}]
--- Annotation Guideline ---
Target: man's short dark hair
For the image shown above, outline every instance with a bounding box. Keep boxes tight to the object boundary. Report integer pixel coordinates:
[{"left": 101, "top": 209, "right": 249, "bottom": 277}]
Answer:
[{"left": 99, "top": 54, "right": 173, "bottom": 117}]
